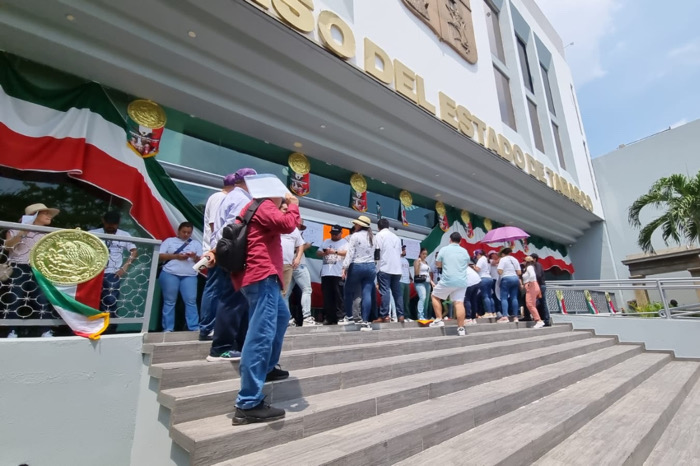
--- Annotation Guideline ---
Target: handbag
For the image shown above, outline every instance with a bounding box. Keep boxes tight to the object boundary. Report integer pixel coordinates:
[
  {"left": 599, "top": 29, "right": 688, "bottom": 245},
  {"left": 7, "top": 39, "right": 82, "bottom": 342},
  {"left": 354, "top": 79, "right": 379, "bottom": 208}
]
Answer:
[{"left": 414, "top": 275, "right": 427, "bottom": 283}]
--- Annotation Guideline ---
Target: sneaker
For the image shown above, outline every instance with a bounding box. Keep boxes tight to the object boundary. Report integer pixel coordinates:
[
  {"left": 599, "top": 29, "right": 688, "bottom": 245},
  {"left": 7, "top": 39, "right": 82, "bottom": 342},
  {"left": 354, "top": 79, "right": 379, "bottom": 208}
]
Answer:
[
  {"left": 41, "top": 330, "right": 54, "bottom": 338},
  {"left": 358, "top": 322, "right": 373, "bottom": 332},
  {"left": 429, "top": 318, "right": 444, "bottom": 328},
  {"left": 206, "top": 350, "right": 242, "bottom": 362},
  {"left": 337, "top": 317, "right": 353, "bottom": 325},
  {"left": 398, "top": 316, "right": 405, "bottom": 323},
  {"left": 232, "top": 398, "right": 285, "bottom": 425},
  {"left": 513, "top": 318, "right": 519, "bottom": 323},
  {"left": 372, "top": 317, "right": 389, "bottom": 323},
  {"left": 533, "top": 321, "right": 545, "bottom": 329},
  {"left": 7, "top": 330, "right": 18, "bottom": 338},
  {"left": 303, "top": 317, "right": 322, "bottom": 326},
  {"left": 288, "top": 318, "right": 297, "bottom": 327},
  {"left": 497, "top": 317, "right": 509, "bottom": 323},
  {"left": 405, "top": 318, "right": 414, "bottom": 322},
  {"left": 266, "top": 365, "right": 289, "bottom": 382},
  {"left": 465, "top": 319, "right": 477, "bottom": 325},
  {"left": 457, "top": 327, "right": 466, "bottom": 336},
  {"left": 198, "top": 333, "right": 213, "bottom": 341}
]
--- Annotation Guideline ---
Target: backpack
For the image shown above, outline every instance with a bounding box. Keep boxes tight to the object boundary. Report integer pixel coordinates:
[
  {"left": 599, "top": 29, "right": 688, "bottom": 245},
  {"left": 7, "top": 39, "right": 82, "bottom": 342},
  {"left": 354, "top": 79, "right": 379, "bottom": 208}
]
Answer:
[{"left": 215, "top": 199, "right": 262, "bottom": 273}]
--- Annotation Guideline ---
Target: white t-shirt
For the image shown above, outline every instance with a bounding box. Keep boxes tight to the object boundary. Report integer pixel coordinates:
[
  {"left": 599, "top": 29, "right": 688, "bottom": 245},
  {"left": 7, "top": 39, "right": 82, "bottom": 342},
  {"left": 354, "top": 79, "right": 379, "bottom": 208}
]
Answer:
[
  {"left": 497, "top": 255, "right": 521, "bottom": 277},
  {"left": 522, "top": 265, "right": 537, "bottom": 283},
  {"left": 281, "top": 228, "right": 305, "bottom": 266},
  {"left": 7, "top": 230, "right": 45, "bottom": 265},
  {"left": 475, "top": 256, "right": 491, "bottom": 279},
  {"left": 375, "top": 229, "right": 402, "bottom": 275},
  {"left": 320, "top": 238, "right": 348, "bottom": 277},
  {"left": 489, "top": 260, "right": 500, "bottom": 280},
  {"left": 466, "top": 266, "right": 481, "bottom": 287},
  {"left": 159, "top": 237, "right": 203, "bottom": 277},
  {"left": 203, "top": 190, "right": 227, "bottom": 251},
  {"left": 89, "top": 228, "right": 137, "bottom": 274},
  {"left": 400, "top": 257, "right": 411, "bottom": 284},
  {"left": 343, "top": 230, "right": 375, "bottom": 269}
]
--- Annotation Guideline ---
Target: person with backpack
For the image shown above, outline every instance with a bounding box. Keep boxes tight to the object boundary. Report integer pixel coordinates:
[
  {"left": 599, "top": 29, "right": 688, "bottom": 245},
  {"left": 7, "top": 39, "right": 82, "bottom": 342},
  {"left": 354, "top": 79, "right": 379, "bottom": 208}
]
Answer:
[{"left": 230, "top": 180, "right": 300, "bottom": 425}]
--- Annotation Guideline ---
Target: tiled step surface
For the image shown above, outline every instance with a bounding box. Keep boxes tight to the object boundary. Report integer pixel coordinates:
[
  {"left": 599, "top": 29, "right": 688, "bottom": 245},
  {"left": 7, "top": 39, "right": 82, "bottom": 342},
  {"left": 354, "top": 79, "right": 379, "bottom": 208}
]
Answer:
[
  {"left": 160, "top": 328, "right": 592, "bottom": 424},
  {"left": 173, "top": 342, "right": 639, "bottom": 465},
  {"left": 645, "top": 376, "right": 700, "bottom": 465},
  {"left": 219, "top": 351, "right": 665, "bottom": 466},
  {"left": 150, "top": 325, "right": 574, "bottom": 390},
  {"left": 534, "top": 360, "right": 700, "bottom": 466}
]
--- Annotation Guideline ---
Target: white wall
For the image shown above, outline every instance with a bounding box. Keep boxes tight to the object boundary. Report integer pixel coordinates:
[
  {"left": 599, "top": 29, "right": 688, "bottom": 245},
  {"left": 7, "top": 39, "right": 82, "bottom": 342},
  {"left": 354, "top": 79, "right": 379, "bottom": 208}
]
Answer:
[{"left": 0, "top": 334, "right": 186, "bottom": 466}]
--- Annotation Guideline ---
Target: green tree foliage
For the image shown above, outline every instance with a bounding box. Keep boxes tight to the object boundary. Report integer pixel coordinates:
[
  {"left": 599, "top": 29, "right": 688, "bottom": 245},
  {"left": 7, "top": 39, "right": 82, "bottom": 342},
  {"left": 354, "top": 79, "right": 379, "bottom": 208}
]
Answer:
[{"left": 628, "top": 172, "right": 700, "bottom": 253}]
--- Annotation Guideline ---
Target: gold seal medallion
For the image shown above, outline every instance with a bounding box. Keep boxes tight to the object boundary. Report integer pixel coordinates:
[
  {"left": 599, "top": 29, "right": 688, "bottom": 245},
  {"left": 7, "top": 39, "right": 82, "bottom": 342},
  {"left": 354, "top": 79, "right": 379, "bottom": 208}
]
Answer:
[
  {"left": 350, "top": 173, "right": 367, "bottom": 193},
  {"left": 288, "top": 152, "right": 310, "bottom": 175},
  {"left": 483, "top": 218, "right": 493, "bottom": 231},
  {"left": 30, "top": 230, "right": 109, "bottom": 286},
  {"left": 435, "top": 201, "right": 446, "bottom": 216},
  {"left": 399, "top": 190, "right": 413, "bottom": 207},
  {"left": 461, "top": 210, "right": 471, "bottom": 225},
  {"left": 127, "top": 100, "right": 167, "bottom": 129}
]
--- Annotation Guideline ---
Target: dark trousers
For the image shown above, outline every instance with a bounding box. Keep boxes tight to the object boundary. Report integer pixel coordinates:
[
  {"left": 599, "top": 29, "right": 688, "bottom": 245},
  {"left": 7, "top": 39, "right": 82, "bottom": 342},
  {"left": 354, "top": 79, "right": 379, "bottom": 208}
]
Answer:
[
  {"left": 464, "top": 283, "right": 480, "bottom": 320},
  {"left": 210, "top": 275, "right": 249, "bottom": 356},
  {"left": 537, "top": 284, "right": 551, "bottom": 325},
  {"left": 377, "top": 272, "right": 403, "bottom": 318},
  {"left": 321, "top": 275, "right": 344, "bottom": 323},
  {"left": 198, "top": 265, "right": 227, "bottom": 337}
]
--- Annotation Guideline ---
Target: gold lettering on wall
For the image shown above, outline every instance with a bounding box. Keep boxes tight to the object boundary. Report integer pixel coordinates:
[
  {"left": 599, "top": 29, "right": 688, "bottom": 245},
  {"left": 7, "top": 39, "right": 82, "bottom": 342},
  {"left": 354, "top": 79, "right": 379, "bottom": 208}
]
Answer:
[
  {"left": 394, "top": 59, "right": 418, "bottom": 103},
  {"left": 271, "top": 0, "right": 314, "bottom": 32},
  {"left": 249, "top": 0, "right": 271, "bottom": 9},
  {"left": 364, "top": 38, "right": 393, "bottom": 84},
  {"left": 317, "top": 11, "right": 356, "bottom": 59},
  {"left": 456, "top": 105, "right": 474, "bottom": 138},
  {"left": 415, "top": 75, "right": 436, "bottom": 114},
  {"left": 438, "top": 92, "right": 459, "bottom": 129},
  {"left": 512, "top": 145, "right": 526, "bottom": 170},
  {"left": 486, "top": 127, "right": 499, "bottom": 154},
  {"left": 498, "top": 135, "right": 513, "bottom": 162}
]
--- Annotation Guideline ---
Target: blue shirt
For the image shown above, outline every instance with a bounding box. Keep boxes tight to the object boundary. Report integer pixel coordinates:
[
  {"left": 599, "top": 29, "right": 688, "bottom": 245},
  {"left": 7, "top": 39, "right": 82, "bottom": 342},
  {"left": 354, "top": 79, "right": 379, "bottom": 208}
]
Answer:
[
  {"left": 211, "top": 187, "right": 252, "bottom": 248},
  {"left": 436, "top": 243, "right": 470, "bottom": 288},
  {"left": 159, "top": 237, "right": 203, "bottom": 277}
]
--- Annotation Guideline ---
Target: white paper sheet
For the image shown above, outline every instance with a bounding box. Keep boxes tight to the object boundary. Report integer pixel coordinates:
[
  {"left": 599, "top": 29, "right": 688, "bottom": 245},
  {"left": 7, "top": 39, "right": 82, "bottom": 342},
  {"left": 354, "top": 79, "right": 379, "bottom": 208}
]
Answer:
[
  {"left": 244, "top": 174, "right": 290, "bottom": 199},
  {"left": 302, "top": 220, "right": 325, "bottom": 247}
]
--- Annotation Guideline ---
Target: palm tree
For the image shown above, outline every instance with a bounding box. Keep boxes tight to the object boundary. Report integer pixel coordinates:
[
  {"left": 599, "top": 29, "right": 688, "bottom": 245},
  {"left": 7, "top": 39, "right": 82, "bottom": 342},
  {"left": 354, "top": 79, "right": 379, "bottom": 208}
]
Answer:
[{"left": 628, "top": 172, "right": 700, "bottom": 253}]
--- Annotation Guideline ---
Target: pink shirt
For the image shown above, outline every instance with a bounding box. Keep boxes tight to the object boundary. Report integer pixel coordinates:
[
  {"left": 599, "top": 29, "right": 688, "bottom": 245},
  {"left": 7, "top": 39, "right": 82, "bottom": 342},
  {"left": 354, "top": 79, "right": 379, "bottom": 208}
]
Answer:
[{"left": 232, "top": 200, "right": 300, "bottom": 290}]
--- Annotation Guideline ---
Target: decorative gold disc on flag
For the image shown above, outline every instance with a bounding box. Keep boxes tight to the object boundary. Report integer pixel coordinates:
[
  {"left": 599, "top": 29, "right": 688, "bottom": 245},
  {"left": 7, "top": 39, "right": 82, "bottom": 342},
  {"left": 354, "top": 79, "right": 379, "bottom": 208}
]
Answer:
[
  {"left": 399, "top": 190, "right": 413, "bottom": 207},
  {"left": 461, "top": 210, "right": 471, "bottom": 225},
  {"left": 30, "top": 230, "right": 109, "bottom": 286},
  {"left": 288, "top": 152, "right": 310, "bottom": 175},
  {"left": 350, "top": 173, "right": 367, "bottom": 193},
  {"left": 127, "top": 100, "right": 167, "bottom": 129},
  {"left": 435, "top": 201, "right": 446, "bottom": 216},
  {"left": 483, "top": 218, "right": 493, "bottom": 231}
]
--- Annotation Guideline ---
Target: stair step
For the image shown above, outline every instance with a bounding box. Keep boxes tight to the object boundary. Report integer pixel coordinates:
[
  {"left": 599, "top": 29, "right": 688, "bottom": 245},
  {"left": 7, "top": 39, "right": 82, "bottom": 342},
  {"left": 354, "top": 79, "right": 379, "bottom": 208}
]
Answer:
[
  {"left": 173, "top": 342, "right": 640, "bottom": 465},
  {"left": 645, "top": 375, "right": 700, "bottom": 465},
  {"left": 216, "top": 352, "right": 668, "bottom": 466},
  {"left": 150, "top": 325, "right": 577, "bottom": 390},
  {"left": 533, "top": 360, "right": 700, "bottom": 466}
]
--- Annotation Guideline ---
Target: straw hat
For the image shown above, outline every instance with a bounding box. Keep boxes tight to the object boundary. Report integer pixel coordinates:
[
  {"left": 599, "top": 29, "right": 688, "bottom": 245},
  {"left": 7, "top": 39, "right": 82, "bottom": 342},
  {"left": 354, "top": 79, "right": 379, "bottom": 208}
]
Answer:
[
  {"left": 524, "top": 255, "right": 535, "bottom": 262},
  {"left": 351, "top": 215, "right": 371, "bottom": 228},
  {"left": 25, "top": 203, "right": 60, "bottom": 217}
]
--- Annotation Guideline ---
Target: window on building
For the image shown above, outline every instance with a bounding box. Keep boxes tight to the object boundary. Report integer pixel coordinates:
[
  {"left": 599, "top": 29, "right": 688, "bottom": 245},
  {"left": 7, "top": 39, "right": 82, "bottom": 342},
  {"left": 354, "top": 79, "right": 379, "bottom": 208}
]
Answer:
[
  {"left": 484, "top": 1, "right": 505, "bottom": 62},
  {"left": 494, "top": 67, "right": 517, "bottom": 130},
  {"left": 541, "top": 64, "right": 556, "bottom": 115},
  {"left": 570, "top": 84, "right": 583, "bottom": 135},
  {"left": 516, "top": 37, "right": 533, "bottom": 92},
  {"left": 552, "top": 121, "right": 565, "bottom": 169},
  {"left": 527, "top": 99, "right": 544, "bottom": 153}
]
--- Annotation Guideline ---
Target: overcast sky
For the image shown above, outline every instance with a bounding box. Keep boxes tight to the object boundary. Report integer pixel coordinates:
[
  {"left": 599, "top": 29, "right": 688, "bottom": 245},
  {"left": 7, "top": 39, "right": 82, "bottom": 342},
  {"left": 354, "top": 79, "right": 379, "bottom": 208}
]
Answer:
[{"left": 534, "top": 0, "right": 700, "bottom": 157}]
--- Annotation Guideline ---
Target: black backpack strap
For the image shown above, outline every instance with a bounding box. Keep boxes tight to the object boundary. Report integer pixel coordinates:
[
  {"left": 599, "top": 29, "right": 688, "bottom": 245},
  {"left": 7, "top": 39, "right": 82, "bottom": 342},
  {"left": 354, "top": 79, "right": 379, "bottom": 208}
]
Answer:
[{"left": 238, "top": 199, "right": 263, "bottom": 225}]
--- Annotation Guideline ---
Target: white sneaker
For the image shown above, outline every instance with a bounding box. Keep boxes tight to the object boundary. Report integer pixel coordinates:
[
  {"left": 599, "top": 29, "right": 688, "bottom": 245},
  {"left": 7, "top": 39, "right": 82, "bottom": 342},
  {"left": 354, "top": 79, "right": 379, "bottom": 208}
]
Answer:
[
  {"left": 429, "top": 318, "right": 444, "bottom": 328},
  {"left": 7, "top": 330, "right": 18, "bottom": 338},
  {"left": 303, "top": 317, "right": 322, "bottom": 326},
  {"left": 288, "top": 318, "right": 297, "bottom": 327},
  {"left": 533, "top": 321, "right": 545, "bottom": 329},
  {"left": 358, "top": 322, "right": 373, "bottom": 331},
  {"left": 41, "top": 330, "right": 54, "bottom": 338},
  {"left": 338, "top": 316, "right": 353, "bottom": 325},
  {"left": 457, "top": 327, "right": 466, "bottom": 336},
  {"left": 513, "top": 318, "right": 519, "bottom": 323},
  {"left": 466, "top": 319, "right": 477, "bottom": 325}
]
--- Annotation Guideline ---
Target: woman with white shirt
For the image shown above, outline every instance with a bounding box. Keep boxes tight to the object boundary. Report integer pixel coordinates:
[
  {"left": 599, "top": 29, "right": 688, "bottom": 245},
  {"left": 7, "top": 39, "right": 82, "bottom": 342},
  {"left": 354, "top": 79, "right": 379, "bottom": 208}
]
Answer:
[
  {"left": 341, "top": 215, "right": 377, "bottom": 330},
  {"left": 473, "top": 249, "right": 495, "bottom": 318},
  {"left": 413, "top": 248, "right": 433, "bottom": 320},
  {"left": 496, "top": 247, "right": 521, "bottom": 323},
  {"left": 158, "top": 222, "right": 202, "bottom": 332},
  {"left": 522, "top": 256, "right": 545, "bottom": 328}
]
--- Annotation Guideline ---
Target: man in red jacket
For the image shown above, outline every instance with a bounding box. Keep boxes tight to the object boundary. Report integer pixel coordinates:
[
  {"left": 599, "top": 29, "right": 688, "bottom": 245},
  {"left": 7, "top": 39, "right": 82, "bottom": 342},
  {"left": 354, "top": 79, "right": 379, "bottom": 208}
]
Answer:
[{"left": 232, "top": 191, "right": 300, "bottom": 424}]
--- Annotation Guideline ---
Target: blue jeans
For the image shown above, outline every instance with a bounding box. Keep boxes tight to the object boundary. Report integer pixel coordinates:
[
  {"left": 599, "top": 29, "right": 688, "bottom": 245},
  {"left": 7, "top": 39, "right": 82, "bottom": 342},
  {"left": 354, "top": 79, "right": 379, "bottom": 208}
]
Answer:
[
  {"left": 344, "top": 262, "right": 376, "bottom": 322},
  {"left": 100, "top": 273, "right": 121, "bottom": 316},
  {"left": 237, "top": 276, "right": 290, "bottom": 409},
  {"left": 377, "top": 272, "right": 403, "bottom": 319},
  {"left": 198, "top": 265, "right": 227, "bottom": 337},
  {"left": 415, "top": 281, "right": 431, "bottom": 320},
  {"left": 500, "top": 275, "right": 521, "bottom": 317},
  {"left": 479, "top": 277, "right": 494, "bottom": 313},
  {"left": 286, "top": 265, "right": 313, "bottom": 319},
  {"left": 159, "top": 271, "right": 199, "bottom": 332},
  {"left": 464, "top": 283, "right": 480, "bottom": 320},
  {"left": 210, "top": 277, "right": 249, "bottom": 356}
]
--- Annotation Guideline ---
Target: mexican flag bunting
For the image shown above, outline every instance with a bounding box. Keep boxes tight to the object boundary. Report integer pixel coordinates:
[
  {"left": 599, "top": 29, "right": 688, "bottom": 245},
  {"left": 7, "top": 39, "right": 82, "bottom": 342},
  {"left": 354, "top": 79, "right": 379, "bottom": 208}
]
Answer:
[
  {"left": 400, "top": 203, "right": 409, "bottom": 226},
  {"left": 556, "top": 290, "right": 568, "bottom": 314},
  {"left": 605, "top": 292, "right": 616, "bottom": 314},
  {"left": 33, "top": 268, "right": 109, "bottom": 339},
  {"left": 584, "top": 290, "right": 599, "bottom": 314}
]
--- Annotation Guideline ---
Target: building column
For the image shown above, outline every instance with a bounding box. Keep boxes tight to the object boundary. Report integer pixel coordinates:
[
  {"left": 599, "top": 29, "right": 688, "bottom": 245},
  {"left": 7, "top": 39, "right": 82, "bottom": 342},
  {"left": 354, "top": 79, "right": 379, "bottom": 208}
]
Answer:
[
  {"left": 629, "top": 274, "right": 649, "bottom": 309},
  {"left": 687, "top": 268, "right": 700, "bottom": 303}
]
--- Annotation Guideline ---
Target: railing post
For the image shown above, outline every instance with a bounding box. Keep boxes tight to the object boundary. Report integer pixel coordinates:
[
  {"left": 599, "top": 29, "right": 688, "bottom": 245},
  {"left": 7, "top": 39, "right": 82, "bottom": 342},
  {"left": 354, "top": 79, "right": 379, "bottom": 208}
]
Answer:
[
  {"left": 657, "top": 280, "right": 671, "bottom": 319},
  {"left": 141, "top": 243, "right": 160, "bottom": 333}
]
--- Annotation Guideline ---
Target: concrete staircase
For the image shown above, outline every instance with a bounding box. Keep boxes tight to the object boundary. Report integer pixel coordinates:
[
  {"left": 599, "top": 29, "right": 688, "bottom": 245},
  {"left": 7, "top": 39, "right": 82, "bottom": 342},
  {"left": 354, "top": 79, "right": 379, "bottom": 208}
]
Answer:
[{"left": 142, "top": 320, "right": 700, "bottom": 466}]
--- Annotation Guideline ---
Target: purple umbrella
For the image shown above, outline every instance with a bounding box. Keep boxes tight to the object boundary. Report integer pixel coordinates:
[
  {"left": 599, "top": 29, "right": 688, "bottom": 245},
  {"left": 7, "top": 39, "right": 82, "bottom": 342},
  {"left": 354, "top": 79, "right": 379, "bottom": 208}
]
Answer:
[{"left": 481, "top": 226, "right": 530, "bottom": 243}]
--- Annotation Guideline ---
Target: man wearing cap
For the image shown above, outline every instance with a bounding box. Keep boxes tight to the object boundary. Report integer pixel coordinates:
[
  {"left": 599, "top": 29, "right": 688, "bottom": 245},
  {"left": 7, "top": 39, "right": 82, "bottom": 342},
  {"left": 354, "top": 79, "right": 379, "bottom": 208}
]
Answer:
[
  {"left": 530, "top": 253, "right": 551, "bottom": 326},
  {"left": 89, "top": 211, "right": 138, "bottom": 318},
  {"left": 202, "top": 168, "right": 257, "bottom": 360},
  {"left": 429, "top": 232, "right": 470, "bottom": 336},
  {"left": 197, "top": 172, "right": 239, "bottom": 341},
  {"left": 281, "top": 217, "right": 318, "bottom": 326},
  {"left": 473, "top": 249, "right": 496, "bottom": 318},
  {"left": 316, "top": 224, "right": 348, "bottom": 325},
  {"left": 374, "top": 218, "right": 404, "bottom": 323}
]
